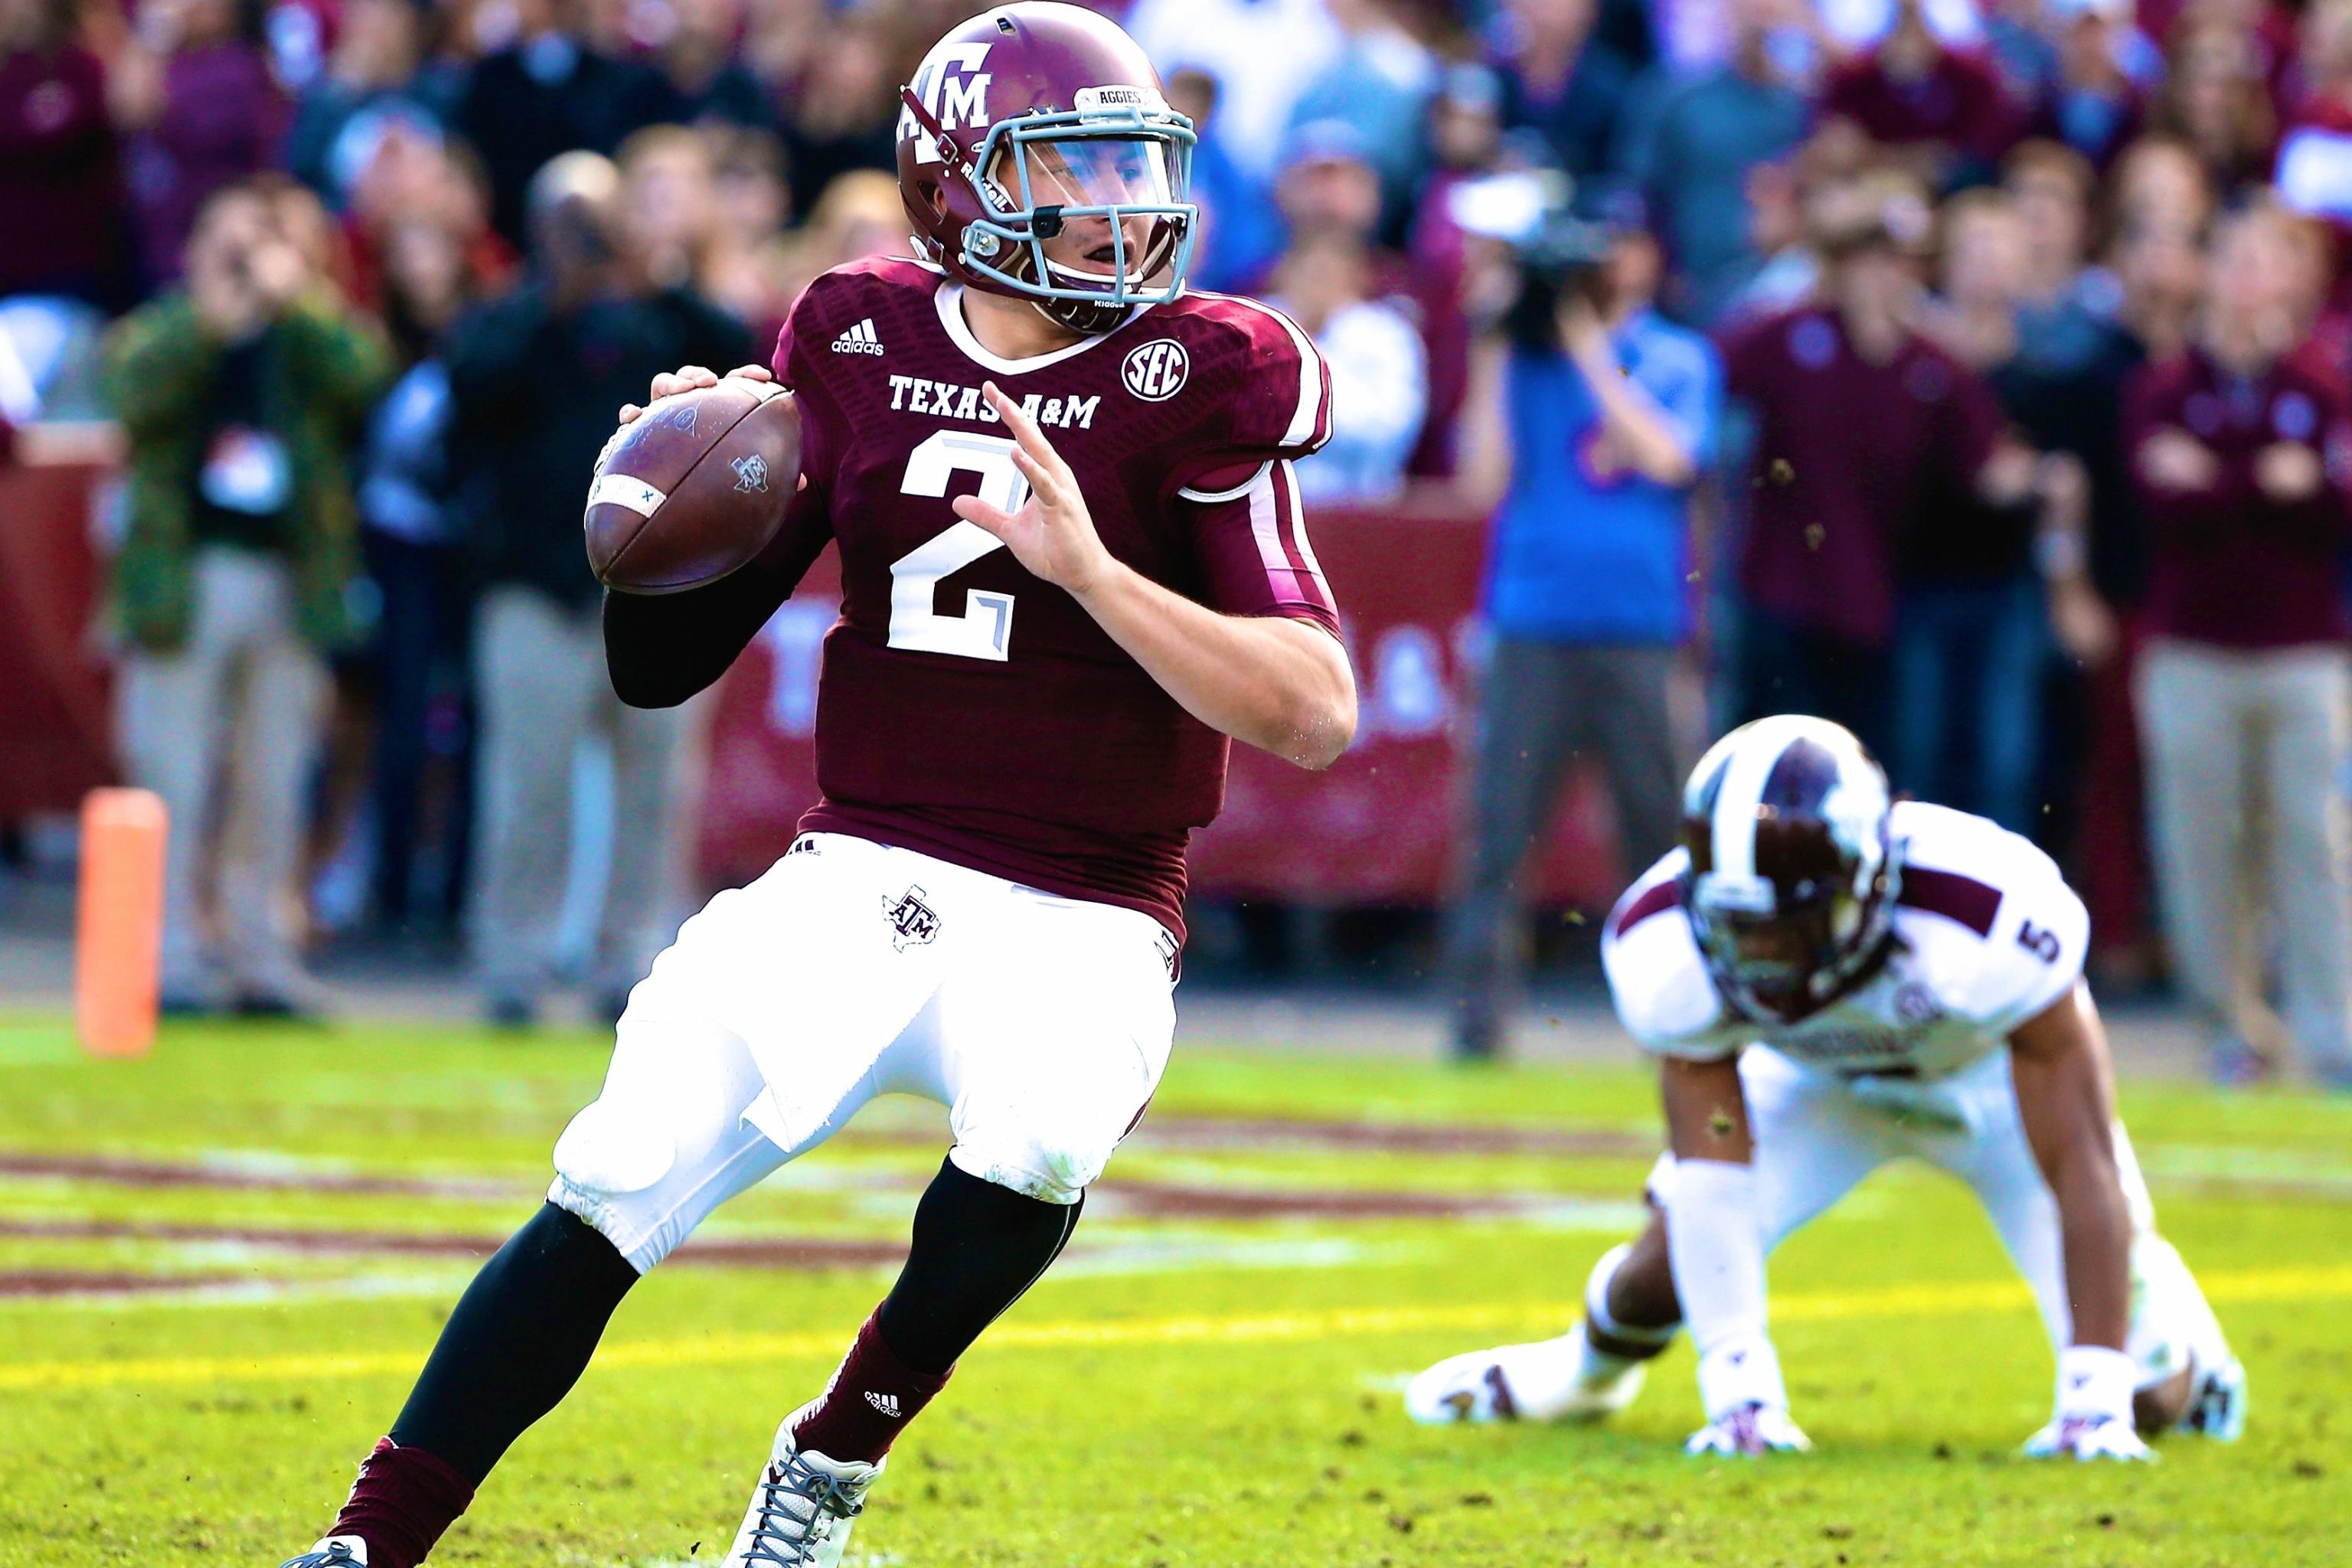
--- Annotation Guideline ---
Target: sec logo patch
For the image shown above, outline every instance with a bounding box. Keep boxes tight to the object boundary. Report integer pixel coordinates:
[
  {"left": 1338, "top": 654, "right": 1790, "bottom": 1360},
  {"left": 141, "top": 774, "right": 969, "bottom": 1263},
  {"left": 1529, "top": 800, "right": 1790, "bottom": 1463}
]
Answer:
[{"left": 1122, "top": 338, "right": 1190, "bottom": 401}]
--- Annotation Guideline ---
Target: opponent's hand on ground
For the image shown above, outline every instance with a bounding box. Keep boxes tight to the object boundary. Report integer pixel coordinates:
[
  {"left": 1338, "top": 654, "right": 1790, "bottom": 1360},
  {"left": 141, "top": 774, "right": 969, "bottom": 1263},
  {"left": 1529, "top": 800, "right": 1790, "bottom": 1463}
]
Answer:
[
  {"left": 953, "top": 381, "right": 1114, "bottom": 598},
  {"left": 2022, "top": 1414, "right": 2155, "bottom": 1462},
  {"left": 618, "top": 363, "right": 775, "bottom": 424},
  {"left": 1684, "top": 1403, "right": 1811, "bottom": 1457}
]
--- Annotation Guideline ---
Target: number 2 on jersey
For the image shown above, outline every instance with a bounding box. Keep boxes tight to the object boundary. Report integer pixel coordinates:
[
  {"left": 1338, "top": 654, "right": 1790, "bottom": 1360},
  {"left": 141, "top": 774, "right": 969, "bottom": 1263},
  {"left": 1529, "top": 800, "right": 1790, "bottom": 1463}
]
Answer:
[{"left": 888, "top": 430, "right": 1028, "bottom": 661}]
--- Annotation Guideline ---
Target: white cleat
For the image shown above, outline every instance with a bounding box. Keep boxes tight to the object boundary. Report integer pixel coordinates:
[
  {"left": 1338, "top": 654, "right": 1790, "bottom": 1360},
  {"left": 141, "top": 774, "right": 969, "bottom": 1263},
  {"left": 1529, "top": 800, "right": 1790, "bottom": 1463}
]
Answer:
[
  {"left": 276, "top": 1538, "right": 368, "bottom": 1567},
  {"left": 1405, "top": 1327, "right": 1646, "bottom": 1425},
  {"left": 724, "top": 1423, "right": 882, "bottom": 1568}
]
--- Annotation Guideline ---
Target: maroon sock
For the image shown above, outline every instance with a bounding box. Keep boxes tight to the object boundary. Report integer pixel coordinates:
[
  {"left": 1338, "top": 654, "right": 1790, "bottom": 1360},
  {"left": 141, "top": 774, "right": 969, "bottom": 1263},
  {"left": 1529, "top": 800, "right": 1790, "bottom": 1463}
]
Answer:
[
  {"left": 789, "top": 1312, "right": 952, "bottom": 1465},
  {"left": 331, "top": 1437, "right": 475, "bottom": 1568}
]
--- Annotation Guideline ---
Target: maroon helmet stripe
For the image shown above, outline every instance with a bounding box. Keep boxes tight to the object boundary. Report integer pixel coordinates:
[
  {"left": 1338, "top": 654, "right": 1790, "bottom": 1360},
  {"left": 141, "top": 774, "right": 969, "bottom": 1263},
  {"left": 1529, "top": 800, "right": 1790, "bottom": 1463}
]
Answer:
[
  {"left": 1759, "top": 737, "right": 1842, "bottom": 813},
  {"left": 1896, "top": 866, "right": 2001, "bottom": 936},
  {"left": 1612, "top": 879, "right": 1684, "bottom": 938}
]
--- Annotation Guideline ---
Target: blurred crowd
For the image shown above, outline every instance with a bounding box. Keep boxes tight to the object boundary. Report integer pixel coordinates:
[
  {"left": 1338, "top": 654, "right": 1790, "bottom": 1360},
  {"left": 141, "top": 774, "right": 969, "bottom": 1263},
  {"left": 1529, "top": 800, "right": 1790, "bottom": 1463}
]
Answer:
[{"left": 4, "top": 0, "right": 2351, "bottom": 1078}]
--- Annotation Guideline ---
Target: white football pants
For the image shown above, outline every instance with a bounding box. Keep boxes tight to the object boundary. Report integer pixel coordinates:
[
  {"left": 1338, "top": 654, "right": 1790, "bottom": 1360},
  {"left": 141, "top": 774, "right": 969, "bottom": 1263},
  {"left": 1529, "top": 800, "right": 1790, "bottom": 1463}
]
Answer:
[
  {"left": 1648, "top": 1046, "right": 2221, "bottom": 1388},
  {"left": 548, "top": 833, "right": 1178, "bottom": 1272}
]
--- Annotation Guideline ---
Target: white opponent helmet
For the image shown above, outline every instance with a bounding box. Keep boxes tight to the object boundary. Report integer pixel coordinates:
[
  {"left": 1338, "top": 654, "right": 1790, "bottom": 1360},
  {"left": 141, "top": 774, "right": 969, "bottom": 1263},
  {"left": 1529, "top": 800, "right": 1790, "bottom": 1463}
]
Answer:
[{"left": 1677, "top": 716, "right": 1901, "bottom": 1019}]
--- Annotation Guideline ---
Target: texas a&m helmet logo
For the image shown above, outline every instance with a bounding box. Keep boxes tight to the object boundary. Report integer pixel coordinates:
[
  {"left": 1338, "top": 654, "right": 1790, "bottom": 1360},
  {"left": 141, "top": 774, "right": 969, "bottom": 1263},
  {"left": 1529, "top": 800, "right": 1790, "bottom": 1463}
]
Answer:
[
  {"left": 1122, "top": 338, "right": 1189, "bottom": 401},
  {"left": 899, "top": 42, "right": 993, "bottom": 163},
  {"left": 883, "top": 885, "right": 941, "bottom": 950}
]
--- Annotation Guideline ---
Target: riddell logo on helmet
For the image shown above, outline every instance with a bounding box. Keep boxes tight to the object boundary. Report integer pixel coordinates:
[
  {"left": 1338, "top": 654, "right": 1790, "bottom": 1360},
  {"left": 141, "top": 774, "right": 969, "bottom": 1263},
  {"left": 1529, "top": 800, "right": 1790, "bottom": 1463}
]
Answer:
[{"left": 1122, "top": 339, "right": 1189, "bottom": 401}]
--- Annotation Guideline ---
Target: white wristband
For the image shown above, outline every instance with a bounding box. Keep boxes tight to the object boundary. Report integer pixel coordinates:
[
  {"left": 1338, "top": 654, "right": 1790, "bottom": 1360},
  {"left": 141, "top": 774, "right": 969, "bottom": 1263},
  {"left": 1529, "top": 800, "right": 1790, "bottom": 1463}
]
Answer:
[
  {"left": 2055, "top": 1344, "right": 2138, "bottom": 1426},
  {"left": 1662, "top": 1158, "right": 1767, "bottom": 1351}
]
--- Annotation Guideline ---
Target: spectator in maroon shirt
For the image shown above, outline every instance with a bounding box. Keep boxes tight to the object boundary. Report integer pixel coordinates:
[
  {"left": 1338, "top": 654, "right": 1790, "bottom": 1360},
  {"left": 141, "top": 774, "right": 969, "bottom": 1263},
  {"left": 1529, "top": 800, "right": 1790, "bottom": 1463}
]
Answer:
[
  {"left": 1819, "top": 0, "right": 2017, "bottom": 190},
  {"left": 0, "top": 0, "right": 130, "bottom": 305},
  {"left": 2125, "top": 201, "right": 2352, "bottom": 1089},
  {"left": 109, "top": 0, "right": 291, "bottom": 286},
  {"left": 1720, "top": 172, "right": 2032, "bottom": 757}
]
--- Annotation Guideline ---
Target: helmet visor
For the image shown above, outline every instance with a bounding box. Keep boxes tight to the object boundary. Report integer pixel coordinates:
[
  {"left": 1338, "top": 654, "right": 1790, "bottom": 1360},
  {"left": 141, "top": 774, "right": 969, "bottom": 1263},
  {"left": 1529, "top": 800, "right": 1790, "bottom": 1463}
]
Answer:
[
  {"left": 1022, "top": 136, "right": 1175, "bottom": 213},
  {"left": 991, "top": 134, "right": 1180, "bottom": 288},
  {"left": 1689, "top": 874, "right": 1850, "bottom": 1011}
]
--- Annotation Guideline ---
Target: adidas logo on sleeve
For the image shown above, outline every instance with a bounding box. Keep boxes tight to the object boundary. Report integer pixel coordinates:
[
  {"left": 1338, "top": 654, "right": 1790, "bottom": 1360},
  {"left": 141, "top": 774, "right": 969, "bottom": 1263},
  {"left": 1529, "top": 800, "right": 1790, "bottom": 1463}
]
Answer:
[{"left": 831, "top": 318, "right": 885, "bottom": 355}]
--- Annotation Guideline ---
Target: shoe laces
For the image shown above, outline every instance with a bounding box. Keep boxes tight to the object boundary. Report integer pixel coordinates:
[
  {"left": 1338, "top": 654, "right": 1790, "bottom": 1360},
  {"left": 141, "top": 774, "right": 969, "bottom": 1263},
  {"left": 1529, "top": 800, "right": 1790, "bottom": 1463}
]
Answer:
[{"left": 739, "top": 1452, "right": 865, "bottom": 1566}]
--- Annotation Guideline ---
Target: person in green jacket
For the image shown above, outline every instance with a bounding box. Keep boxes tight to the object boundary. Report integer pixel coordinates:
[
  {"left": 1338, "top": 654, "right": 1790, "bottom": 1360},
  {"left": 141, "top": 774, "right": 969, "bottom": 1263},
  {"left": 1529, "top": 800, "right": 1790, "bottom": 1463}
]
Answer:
[{"left": 105, "top": 175, "right": 391, "bottom": 1017}]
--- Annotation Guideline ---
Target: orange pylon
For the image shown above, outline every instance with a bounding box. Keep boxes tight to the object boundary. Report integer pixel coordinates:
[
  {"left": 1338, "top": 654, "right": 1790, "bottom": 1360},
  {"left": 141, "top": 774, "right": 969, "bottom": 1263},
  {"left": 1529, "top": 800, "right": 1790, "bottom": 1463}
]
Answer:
[{"left": 75, "top": 787, "right": 167, "bottom": 1058}]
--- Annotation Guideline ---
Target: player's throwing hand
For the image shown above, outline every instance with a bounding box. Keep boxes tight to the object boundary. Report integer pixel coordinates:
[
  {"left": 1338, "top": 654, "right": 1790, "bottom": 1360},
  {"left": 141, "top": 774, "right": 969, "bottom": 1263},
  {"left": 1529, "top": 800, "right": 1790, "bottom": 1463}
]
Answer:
[{"left": 952, "top": 381, "right": 1115, "bottom": 598}]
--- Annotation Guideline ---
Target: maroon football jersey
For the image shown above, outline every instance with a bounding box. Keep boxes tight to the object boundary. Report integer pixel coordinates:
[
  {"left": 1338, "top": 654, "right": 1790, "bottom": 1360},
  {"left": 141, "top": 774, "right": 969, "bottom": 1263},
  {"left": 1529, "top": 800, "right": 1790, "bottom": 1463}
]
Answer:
[{"left": 760, "top": 255, "right": 1338, "bottom": 939}]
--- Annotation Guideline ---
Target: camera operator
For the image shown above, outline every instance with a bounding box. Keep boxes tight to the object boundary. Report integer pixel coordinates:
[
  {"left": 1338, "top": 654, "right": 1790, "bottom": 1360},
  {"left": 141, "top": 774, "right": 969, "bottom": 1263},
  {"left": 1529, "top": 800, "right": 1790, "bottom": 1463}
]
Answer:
[
  {"left": 1439, "top": 179, "right": 1721, "bottom": 1060},
  {"left": 105, "top": 175, "right": 392, "bottom": 1016}
]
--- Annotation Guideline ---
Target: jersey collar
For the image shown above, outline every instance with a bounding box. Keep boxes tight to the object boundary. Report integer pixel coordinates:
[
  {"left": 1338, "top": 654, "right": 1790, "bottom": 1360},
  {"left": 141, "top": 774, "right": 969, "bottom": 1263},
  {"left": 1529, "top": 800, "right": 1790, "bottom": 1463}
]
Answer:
[{"left": 933, "top": 283, "right": 1152, "bottom": 376}]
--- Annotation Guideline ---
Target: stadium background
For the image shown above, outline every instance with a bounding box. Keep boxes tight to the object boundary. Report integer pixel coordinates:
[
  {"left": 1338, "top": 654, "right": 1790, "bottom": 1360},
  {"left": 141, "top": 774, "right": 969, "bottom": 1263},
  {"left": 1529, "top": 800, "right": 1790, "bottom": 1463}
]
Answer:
[{"left": 13, "top": 0, "right": 2352, "bottom": 1026}]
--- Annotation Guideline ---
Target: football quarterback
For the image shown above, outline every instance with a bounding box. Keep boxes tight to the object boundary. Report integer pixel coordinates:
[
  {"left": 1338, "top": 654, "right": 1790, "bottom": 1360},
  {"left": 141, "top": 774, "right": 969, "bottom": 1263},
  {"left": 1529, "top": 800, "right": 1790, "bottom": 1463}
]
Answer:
[
  {"left": 272, "top": 7, "right": 1352, "bottom": 1566},
  {"left": 1406, "top": 716, "right": 2244, "bottom": 1461}
]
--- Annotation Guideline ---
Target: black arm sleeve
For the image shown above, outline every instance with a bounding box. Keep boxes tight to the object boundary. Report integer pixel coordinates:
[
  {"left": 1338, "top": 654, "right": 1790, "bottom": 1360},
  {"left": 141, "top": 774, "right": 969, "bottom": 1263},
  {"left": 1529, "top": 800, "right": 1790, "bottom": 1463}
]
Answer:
[{"left": 603, "top": 483, "right": 833, "bottom": 707}]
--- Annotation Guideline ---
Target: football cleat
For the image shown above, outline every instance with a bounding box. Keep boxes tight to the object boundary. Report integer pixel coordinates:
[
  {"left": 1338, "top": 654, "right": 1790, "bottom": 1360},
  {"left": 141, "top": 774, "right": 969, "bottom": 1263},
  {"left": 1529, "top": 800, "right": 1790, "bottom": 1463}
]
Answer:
[
  {"left": 2180, "top": 1354, "right": 2249, "bottom": 1442},
  {"left": 2024, "top": 1413, "right": 2155, "bottom": 1462},
  {"left": 1684, "top": 1403, "right": 1811, "bottom": 1456},
  {"left": 276, "top": 1537, "right": 368, "bottom": 1567},
  {"left": 1404, "top": 1328, "right": 1642, "bottom": 1425},
  {"left": 724, "top": 1422, "right": 881, "bottom": 1567}
]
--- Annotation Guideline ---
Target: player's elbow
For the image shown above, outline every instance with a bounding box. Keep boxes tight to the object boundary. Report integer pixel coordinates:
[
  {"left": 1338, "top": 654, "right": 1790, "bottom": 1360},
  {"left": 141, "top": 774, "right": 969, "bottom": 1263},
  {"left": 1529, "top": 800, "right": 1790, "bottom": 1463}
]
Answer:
[{"left": 1277, "top": 687, "right": 1357, "bottom": 771}]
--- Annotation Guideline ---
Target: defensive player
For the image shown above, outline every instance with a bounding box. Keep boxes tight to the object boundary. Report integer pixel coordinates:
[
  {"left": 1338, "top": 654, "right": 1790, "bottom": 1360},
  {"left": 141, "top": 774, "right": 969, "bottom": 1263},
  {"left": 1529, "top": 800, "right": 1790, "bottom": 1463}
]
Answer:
[
  {"left": 1406, "top": 716, "right": 2245, "bottom": 1460},
  {"left": 274, "top": 8, "right": 1353, "bottom": 1566}
]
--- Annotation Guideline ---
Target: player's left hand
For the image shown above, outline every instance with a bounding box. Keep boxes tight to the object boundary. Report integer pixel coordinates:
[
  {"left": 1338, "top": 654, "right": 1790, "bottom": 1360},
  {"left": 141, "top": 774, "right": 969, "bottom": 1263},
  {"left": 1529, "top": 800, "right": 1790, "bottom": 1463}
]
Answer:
[
  {"left": 2022, "top": 1414, "right": 2155, "bottom": 1462},
  {"left": 617, "top": 363, "right": 775, "bottom": 425},
  {"left": 1684, "top": 1403, "right": 1811, "bottom": 1457},
  {"left": 953, "top": 381, "right": 1116, "bottom": 598}
]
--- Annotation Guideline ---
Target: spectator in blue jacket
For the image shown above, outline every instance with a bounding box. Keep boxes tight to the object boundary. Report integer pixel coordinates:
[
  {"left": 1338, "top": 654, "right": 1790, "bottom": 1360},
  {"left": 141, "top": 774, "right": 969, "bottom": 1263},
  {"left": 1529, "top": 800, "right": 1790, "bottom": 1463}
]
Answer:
[{"left": 1438, "top": 185, "right": 1721, "bottom": 1059}]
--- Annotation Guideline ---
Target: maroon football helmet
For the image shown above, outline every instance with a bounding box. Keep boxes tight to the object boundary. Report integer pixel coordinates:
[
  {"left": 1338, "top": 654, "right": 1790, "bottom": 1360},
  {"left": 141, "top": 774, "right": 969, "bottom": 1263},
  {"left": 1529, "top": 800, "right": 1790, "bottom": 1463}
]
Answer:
[
  {"left": 896, "top": 3, "right": 1197, "bottom": 335},
  {"left": 1677, "top": 716, "right": 1901, "bottom": 1020}
]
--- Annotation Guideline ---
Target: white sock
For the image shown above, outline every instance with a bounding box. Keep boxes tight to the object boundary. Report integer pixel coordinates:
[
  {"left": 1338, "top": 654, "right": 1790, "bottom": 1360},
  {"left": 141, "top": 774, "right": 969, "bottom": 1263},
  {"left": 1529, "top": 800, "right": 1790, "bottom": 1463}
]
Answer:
[{"left": 2128, "top": 1234, "right": 2231, "bottom": 1389}]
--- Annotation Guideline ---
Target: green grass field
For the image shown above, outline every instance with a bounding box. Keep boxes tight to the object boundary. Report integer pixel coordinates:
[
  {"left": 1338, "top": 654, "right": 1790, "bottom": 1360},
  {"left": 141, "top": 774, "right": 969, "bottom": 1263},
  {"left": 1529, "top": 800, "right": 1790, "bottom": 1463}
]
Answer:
[{"left": 3, "top": 1014, "right": 2350, "bottom": 1567}]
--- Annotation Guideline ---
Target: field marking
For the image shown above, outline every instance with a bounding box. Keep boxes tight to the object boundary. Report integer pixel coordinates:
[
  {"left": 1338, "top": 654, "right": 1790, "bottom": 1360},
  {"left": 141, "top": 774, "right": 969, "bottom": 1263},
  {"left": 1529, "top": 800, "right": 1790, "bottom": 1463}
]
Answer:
[{"left": 2, "top": 1263, "right": 2347, "bottom": 1395}]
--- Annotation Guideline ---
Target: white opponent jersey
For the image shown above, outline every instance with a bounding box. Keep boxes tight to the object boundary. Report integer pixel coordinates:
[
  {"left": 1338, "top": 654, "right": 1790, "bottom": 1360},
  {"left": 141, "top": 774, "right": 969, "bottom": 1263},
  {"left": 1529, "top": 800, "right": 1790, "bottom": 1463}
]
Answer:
[{"left": 1600, "top": 802, "right": 2089, "bottom": 1078}]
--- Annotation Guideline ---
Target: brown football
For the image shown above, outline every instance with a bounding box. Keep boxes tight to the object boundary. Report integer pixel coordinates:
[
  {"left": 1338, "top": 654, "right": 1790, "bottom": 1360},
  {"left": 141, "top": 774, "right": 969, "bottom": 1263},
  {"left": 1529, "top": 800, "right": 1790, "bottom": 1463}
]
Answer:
[{"left": 583, "top": 377, "right": 802, "bottom": 594}]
